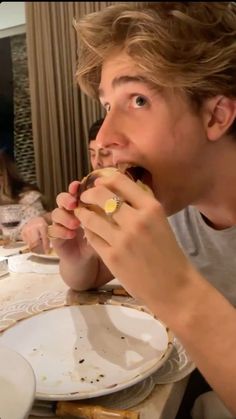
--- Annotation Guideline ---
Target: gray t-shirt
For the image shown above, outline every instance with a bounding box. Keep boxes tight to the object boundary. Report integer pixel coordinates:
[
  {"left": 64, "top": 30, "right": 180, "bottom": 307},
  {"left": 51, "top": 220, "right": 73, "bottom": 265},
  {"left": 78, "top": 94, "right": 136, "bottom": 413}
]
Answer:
[{"left": 168, "top": 206, "right": 236, "bottom": 306}]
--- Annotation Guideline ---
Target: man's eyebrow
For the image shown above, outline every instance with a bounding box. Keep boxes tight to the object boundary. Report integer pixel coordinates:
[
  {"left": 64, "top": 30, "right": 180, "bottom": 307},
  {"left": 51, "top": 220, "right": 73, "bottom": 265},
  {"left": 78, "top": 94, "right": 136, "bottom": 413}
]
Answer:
[{"left": 98, "top": 75, "right": 149, "bottom": 98}]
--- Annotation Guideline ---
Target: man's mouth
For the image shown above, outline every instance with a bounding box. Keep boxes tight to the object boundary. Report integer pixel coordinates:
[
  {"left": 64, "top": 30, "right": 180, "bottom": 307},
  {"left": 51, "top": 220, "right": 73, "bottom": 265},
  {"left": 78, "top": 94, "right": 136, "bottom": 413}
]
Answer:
[
  {"left": 117, "top": 163, "right": 153, "bottom": 192},
  {"left": 77, "top": 165, "right": 154, "bottom": 203}
]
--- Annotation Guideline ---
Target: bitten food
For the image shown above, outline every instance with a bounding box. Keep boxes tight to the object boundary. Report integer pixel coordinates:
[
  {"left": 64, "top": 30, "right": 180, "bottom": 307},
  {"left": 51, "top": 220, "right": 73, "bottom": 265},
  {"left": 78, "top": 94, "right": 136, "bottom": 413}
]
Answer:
[{"left": 74, "top": 166, "right": 153, "bottom": 219}]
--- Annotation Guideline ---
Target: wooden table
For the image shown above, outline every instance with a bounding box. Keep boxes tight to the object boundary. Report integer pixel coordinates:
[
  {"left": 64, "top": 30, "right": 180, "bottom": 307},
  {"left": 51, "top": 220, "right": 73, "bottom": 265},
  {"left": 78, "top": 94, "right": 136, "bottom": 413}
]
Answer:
[{"left": 0, "top": 248, "right": 190, "bottom": 419}]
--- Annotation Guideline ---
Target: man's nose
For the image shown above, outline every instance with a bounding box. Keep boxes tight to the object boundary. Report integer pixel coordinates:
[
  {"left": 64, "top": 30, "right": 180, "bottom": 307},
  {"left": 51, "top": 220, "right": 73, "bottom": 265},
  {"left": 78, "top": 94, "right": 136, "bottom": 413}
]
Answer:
[{"left": 95, "top": 114, "right": 128, "bottom": 149}]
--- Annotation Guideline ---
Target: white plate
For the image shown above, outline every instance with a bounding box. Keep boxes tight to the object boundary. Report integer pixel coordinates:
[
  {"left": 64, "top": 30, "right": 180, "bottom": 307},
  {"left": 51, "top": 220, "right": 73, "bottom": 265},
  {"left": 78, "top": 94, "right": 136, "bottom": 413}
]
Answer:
[
  {"left": 0, "top": 345, "right": 36, "bottom": 419},
  {"left": 0, "top": 241, "right": 28, "bottom": 258},
  {"left": 31, "top": 375, "right": 155, "bottom": 415},
  {"left": 31, "top": 252, "right": 59, "bottom": 261},
  {"left": 0, "top": 305, "right": 173, "bottom": 401},
  {"left": 7, "top": 254, "right": 59, "bottom": 275},
  {"left": 153, "top": 337, "right": 195, "bottom": 384}
]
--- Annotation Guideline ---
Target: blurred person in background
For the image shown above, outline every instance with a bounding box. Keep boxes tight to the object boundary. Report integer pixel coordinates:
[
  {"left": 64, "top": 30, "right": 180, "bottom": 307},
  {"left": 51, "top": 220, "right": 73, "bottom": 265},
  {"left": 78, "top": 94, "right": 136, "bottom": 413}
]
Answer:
[{"left": 0, "top": 149, "right": 47, "bottom": 238}]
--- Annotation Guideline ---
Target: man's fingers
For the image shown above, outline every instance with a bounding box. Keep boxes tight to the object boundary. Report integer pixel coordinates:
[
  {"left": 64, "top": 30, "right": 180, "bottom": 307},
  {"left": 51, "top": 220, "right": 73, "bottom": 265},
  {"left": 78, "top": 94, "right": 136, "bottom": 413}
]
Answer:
[
  {"left": 95, "top": 171, "right": 155, "bottom": 209},
  {"left": 56, "top": 192, "right": 78, "bottom": 211},
  {"left": 51, "top": 208, "right": 80, "bottom": 230},
  {"left": 47, "top": 223, "right": 77, "bottom": 241},
  {"left": 68, "top": 180, "right": 80, "bottom": 195}
]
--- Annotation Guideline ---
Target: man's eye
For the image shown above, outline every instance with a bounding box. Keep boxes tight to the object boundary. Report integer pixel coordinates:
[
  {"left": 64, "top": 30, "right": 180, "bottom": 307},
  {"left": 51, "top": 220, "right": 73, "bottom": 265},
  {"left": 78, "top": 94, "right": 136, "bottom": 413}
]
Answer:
[{"left": 133, "top": 95, "right": 147, "bottom": 108}]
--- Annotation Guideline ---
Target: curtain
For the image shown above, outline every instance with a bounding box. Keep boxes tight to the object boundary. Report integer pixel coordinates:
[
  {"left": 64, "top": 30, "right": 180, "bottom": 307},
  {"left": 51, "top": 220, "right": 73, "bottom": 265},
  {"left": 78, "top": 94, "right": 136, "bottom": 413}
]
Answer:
[{"left": 25, "top": 2, "right": 114, "bottom": 209}]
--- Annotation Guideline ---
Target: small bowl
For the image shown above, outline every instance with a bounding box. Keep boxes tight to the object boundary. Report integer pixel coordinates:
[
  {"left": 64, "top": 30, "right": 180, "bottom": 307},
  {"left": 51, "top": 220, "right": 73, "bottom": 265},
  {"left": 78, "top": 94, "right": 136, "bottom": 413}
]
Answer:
[{"left": 0, "top": 344, "right": 36, "bottom": 419}]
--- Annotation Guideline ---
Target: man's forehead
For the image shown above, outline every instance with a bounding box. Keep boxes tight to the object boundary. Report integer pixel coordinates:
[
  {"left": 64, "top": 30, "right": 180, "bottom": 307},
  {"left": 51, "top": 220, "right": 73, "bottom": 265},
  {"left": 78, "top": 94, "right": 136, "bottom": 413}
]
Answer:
[
  {"left": 98, "top": 51, "right": 150, "bottom": 96},
  {"left": 98, "top": 74, "right": 149, "bottom": 98}
]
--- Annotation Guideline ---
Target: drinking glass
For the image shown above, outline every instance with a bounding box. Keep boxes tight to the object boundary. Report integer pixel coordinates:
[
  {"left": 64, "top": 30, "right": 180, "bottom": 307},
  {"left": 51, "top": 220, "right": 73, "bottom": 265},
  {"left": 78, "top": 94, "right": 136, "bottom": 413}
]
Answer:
[{"left": 0, "top": 204, "right": 23, "bottom": 245}]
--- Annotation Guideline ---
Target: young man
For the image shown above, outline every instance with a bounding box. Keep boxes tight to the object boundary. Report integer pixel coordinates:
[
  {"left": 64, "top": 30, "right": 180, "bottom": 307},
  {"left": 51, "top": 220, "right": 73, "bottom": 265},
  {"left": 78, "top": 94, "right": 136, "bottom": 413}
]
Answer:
[
  {"left": 21, "top": 118, "right": 113, "bottom": 252},
  {"left": 50, "top": 3, "right": 236, "bottom": 415}
]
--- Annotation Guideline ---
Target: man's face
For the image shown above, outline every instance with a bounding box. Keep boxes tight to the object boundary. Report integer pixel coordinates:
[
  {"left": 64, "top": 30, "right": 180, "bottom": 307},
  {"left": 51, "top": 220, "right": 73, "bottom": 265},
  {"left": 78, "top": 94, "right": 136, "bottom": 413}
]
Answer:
[
  {"left": 89, "top": 140, "right": 114, "bottom": 170},
  {"left": 96, "top": 50, "right": 212, "bottom": 215}
]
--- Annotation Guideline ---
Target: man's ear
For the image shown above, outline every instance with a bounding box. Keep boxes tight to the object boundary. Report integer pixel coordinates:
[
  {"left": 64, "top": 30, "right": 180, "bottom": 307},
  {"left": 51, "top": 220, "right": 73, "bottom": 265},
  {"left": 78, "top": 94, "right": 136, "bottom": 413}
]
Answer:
[{"left": 203, "top": 95, "right": 236, "bottom": 141}]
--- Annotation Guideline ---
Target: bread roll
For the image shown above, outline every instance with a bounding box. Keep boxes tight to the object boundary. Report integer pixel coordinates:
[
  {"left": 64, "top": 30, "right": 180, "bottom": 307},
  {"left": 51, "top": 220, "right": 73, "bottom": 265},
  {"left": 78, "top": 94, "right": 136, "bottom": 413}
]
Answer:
[
  {"left": 77, "top": 167, "right": 120, "bottom": 201},
  {"left": 74, "top": 166, "right": 153, "bottom": 218}
]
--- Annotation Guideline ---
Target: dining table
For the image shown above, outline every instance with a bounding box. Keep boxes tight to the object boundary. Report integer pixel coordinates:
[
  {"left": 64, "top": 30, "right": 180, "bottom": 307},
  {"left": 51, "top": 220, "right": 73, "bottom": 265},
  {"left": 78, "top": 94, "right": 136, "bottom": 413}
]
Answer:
[{"left": 0, "top": 242, "right": 194, "bottom": 419}]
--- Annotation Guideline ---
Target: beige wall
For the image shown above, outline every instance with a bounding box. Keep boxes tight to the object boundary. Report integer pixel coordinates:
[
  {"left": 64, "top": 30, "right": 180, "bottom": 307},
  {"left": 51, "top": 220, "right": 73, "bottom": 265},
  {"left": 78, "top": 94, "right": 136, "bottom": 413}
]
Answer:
[{"left": 0, "top": 2, "right": 26, "bottom": 38}]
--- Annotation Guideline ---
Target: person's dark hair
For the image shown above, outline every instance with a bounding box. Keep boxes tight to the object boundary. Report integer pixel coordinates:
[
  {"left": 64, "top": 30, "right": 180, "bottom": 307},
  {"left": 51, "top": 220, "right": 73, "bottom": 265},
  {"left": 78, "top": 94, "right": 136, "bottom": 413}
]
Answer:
[
  {"left": 88, "top": 118, "right": 104, "bottom": 142},
  {"left": 0, "top": 149, "right": 40, "bottom": 204}
]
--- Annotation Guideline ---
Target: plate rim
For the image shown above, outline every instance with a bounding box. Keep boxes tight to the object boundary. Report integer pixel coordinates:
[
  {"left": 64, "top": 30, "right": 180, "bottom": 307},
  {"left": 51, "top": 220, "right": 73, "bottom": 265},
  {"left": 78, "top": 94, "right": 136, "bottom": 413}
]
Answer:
[
  {"left": 0, "top": 304, "right": 174, "bottom": 401},
  {"left": 153, "top": 337, "right": 195, "bottom": 384},
  {"left": 30, "top": 252, "right": 59, "bottom": 261}
]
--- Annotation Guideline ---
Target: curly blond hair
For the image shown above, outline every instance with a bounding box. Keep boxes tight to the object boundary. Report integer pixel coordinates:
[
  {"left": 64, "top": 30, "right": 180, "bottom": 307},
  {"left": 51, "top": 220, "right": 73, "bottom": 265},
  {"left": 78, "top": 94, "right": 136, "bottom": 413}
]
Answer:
[{"left": 75, "top": 2, "right": 236, "bottom": 110}]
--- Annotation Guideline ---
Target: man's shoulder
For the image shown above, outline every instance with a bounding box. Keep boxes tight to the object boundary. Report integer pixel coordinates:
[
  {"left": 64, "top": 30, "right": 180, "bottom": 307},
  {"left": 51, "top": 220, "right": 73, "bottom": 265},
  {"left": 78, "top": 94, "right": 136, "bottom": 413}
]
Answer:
[
  {"left": 168, "top": 206, "right": 195, "bottom": 226},
  {"left": 168, "top": 206, "right": 201, "bottom": 241}
]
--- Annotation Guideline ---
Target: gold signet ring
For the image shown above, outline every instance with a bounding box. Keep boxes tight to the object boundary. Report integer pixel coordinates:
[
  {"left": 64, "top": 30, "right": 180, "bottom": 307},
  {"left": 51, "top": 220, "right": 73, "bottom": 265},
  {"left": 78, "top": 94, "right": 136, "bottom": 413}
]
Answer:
[{"left": 104, "top": 196, "right": 123, "bottom": 216}]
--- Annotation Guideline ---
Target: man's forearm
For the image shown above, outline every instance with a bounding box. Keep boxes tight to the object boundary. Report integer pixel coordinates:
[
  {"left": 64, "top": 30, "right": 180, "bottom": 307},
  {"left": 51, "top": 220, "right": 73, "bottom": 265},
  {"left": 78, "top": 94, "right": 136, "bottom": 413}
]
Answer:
[
  {"left": 150, "top": 268, "right": 236, "bottom": 415},
  {"left": 59, "top": 252, "right": 112, "bottom": 291}
]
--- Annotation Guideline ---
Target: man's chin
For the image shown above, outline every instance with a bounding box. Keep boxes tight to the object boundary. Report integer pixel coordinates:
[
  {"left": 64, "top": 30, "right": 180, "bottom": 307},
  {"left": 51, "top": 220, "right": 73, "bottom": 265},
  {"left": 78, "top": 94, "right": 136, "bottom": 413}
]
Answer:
[{"left": 151, "top": 189, "right": 185, "bottom": 217}]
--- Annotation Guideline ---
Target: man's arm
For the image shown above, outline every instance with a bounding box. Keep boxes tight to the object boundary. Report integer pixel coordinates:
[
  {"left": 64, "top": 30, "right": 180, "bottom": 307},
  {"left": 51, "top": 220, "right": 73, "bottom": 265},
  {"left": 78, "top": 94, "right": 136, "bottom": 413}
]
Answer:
[
  {"left": 59, "top": 248, "right": 113, "bottom": 291},
  {"left": 149, "top": 266, "right": 236, "bottom": 415},
  {"left": 56, "top": 225, "right": 113, "bottom": 291},
  {"left": 75, "top": 172, "right": 236, "bottom": 414}
]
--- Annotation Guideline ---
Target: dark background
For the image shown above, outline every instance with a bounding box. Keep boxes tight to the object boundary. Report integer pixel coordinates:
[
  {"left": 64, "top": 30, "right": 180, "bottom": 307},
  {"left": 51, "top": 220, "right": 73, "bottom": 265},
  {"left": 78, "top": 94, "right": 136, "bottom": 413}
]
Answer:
[{"left": 0, "top": 36, "right": 14, "bottom": 158}]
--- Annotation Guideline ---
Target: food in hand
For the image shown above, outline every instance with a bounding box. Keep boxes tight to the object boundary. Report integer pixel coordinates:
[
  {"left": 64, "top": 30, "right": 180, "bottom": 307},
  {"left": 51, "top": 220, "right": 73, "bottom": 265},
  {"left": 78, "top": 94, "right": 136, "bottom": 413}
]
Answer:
[
  {"left": 74, "top": 166, "right": 153, "bottom": 218},
  {"left": 76, "top": 167, "right": 120, "bottom": 199}
]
